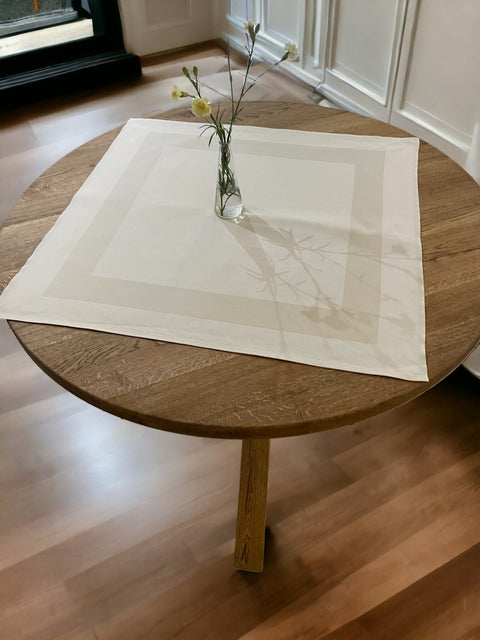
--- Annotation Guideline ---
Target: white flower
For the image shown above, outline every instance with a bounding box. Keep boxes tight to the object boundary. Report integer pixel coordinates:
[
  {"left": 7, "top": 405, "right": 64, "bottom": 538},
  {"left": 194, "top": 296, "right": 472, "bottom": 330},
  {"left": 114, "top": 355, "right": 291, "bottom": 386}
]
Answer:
[
  {"left": 285, "top": 42, "right": 299, "bottom": 61},
  {"left": 171, "top": 85, "right": 183, "bottom": 101},
  {"left": 244, "top": 19, "right": 255, "bottom": 30},
  {"left": 191, "top": 97, "right": 212, "bottom": 117}
]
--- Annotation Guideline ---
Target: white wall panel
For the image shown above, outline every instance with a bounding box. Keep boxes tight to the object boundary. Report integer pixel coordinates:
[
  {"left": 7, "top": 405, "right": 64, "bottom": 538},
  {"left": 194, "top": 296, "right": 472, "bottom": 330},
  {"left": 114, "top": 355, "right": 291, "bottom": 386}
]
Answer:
[
  {"left": 261, "top": 0, "right": 302, "bottom": 44},
  {"left": 321, "top": 0, "right": 407, "bottom": 118},
  {"left": 328, "top": 0, "right": 400, "bottom": 102},
  {"left": 302, "top": 0, "right": 327, "bottom": 79},
  {"left": 229, "top": 0, "right": 251, "bottom": 22},
  {"left": 219, "top": 0, "right": 319, "bottom": 86},
  {"left": 118, "top": 0, "right": 480, "bottom": 172},
  {"left": 391, "top": 0, "right": 480, "bottom": 163},
  {"left": 144, "top": 0, "right": 189, "bottom": 24},
  {"left": 118, "top": 0, "right": 214, "bottom": 56}
]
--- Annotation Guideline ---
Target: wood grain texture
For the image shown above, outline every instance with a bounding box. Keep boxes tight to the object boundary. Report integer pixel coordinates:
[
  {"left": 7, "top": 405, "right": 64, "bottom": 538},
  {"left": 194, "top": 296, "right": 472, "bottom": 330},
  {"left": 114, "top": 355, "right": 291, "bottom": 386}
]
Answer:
[
  {"left": 1, "top": 361, "right": 479, "bottom": 640},
  {"left": 1, "top": 51, "right": 480, "bottom": 637},
  {"left": 234, "top": 439, "right": 270, "bottom": 572},
  {"left": 0, "top": 102, "right": 479, "bottom": 439}
]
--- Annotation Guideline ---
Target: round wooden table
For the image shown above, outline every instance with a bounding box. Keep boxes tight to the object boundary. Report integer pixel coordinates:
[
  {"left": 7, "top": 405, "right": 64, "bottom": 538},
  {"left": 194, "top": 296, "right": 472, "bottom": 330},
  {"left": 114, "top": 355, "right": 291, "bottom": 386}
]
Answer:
[{"left": 1, "top": 102, "right": 479, "bottom": 571}]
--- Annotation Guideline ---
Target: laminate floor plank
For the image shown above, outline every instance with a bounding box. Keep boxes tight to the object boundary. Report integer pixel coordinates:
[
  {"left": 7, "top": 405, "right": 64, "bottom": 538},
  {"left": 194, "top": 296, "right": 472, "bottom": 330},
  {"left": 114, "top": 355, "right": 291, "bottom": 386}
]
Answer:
[{"left": 321, "top": 544, "right": 480, "bottom": 640}]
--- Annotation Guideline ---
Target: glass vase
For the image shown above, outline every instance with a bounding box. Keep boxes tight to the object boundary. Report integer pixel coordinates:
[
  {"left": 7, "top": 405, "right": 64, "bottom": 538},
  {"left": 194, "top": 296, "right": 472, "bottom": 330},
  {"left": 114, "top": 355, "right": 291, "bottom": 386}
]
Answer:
[{"left": 215, "top": 140, "right": 243, "bottom": 220}]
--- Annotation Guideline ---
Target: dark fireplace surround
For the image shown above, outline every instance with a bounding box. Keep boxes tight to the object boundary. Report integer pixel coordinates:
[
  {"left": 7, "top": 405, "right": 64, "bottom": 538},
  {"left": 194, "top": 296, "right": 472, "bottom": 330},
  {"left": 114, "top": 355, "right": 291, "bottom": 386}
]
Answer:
[{"left": 0, "top": 0, "right": 141, "bottom": 110}]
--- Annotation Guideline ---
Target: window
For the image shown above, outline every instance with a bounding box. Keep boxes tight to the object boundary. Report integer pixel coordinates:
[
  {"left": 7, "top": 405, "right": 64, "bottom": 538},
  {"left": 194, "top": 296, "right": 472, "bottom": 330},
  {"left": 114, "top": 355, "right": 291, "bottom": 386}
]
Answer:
[{"left": 0, "top": 0, "right": 141, "bottom": 109}]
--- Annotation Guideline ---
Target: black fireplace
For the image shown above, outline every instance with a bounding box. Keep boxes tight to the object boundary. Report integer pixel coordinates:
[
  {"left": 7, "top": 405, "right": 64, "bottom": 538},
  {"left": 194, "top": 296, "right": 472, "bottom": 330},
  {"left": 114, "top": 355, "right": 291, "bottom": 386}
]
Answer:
[{"left": 0, "top": 0, "right": 141, "bottom": 110}]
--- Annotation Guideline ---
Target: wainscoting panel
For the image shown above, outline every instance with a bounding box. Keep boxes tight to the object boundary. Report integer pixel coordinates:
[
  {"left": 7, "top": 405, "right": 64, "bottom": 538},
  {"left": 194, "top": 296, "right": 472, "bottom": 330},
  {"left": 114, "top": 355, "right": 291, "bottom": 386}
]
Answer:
[
  {"left": 219, "top": 0, "right": 320, "bottom": 86},
  {"left": 144, "top": 0, "right": 190, "bottom": 25},
  {"left": 391, "top": 0, "right": 480, "bottom": 166},
  {"left": 321, "top": 0, "right": 407, "bottom": 119},
  {"left": 220, "top": 0, "right": 408, "bottom": 115},
  {"left": 260, "top": 0, "right": 304, "bottom": 46},
  {"left": 227, "top": 0, "right": 253, "bottom": 23},
  {"left": 302, "top": 0, "right": 328, "bottom": 81},
  {"left": 118, "top": 0, "right": 214, "bottom": 56},
  {"left": 122, "top": 0, "right": 480, "bottom": 172}
]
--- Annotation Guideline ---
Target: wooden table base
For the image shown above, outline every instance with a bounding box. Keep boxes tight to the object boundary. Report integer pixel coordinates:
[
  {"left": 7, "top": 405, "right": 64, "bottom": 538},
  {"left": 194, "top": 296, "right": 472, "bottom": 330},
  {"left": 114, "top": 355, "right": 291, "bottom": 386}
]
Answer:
[{"left": 234, "top": 439, "right": 270, "bottom": 572}]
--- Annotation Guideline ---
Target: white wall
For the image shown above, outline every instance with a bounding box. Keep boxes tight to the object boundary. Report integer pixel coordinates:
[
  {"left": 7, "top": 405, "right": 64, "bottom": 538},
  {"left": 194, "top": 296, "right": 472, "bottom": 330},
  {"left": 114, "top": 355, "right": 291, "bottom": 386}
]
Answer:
[{"left": 118, "top": 0, "right": 215, "bottom": 56}]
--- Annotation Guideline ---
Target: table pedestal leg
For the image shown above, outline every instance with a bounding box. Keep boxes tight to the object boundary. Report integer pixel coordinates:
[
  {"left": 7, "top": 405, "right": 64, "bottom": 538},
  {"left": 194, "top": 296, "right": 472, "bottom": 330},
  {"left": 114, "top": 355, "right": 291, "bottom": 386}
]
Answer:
[{"left": 234, "top": 438, "right": 270, "bottom": 572}]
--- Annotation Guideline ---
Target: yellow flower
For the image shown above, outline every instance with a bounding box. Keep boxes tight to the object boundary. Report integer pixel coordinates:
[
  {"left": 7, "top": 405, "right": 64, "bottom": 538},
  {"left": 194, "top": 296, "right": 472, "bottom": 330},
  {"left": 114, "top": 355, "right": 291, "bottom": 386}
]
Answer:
[
  {"left": 285, "top": 42, "right": 299, "bottom": 61},
  {"left": 171, "top": 85, "right": 183, "bottom": 101},
  {"left": 191, "top": 97, "right": 212, "bottom": 117}
]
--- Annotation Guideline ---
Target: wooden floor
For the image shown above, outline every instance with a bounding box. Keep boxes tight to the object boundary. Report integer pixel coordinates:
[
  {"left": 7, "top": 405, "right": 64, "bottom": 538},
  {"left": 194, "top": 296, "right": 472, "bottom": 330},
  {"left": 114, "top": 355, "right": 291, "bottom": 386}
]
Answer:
[{"left": 1, "top": 44, "right": 480, "bottom": 640}]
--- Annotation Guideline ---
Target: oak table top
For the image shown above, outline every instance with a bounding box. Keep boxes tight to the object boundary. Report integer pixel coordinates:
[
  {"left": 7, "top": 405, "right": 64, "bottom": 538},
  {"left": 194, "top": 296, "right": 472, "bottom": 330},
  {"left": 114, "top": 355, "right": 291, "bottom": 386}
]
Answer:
[
  {"left": 1, "top": 102, "right": 479, "bottom": 570},
  {"left": 1, "top": 102, "right": 478, "bottom": 440}
]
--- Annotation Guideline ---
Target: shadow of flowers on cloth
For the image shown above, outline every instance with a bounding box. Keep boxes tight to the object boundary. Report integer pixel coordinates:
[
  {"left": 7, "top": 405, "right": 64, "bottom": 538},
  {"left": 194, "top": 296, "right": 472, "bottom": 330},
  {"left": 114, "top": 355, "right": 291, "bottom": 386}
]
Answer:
[
  {"left": 220, "top": 210, "right": 418, "bottom": 375},
  {"left": 222, "top": 212, "right": 373, "bottom": 349}
]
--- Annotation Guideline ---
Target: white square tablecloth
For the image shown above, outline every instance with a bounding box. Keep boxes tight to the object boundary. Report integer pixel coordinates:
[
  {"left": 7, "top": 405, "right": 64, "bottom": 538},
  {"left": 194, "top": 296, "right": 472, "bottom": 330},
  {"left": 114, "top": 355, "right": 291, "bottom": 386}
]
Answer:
[{"left": 0, "top": 118, "right": 427, "bottom": 381}]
